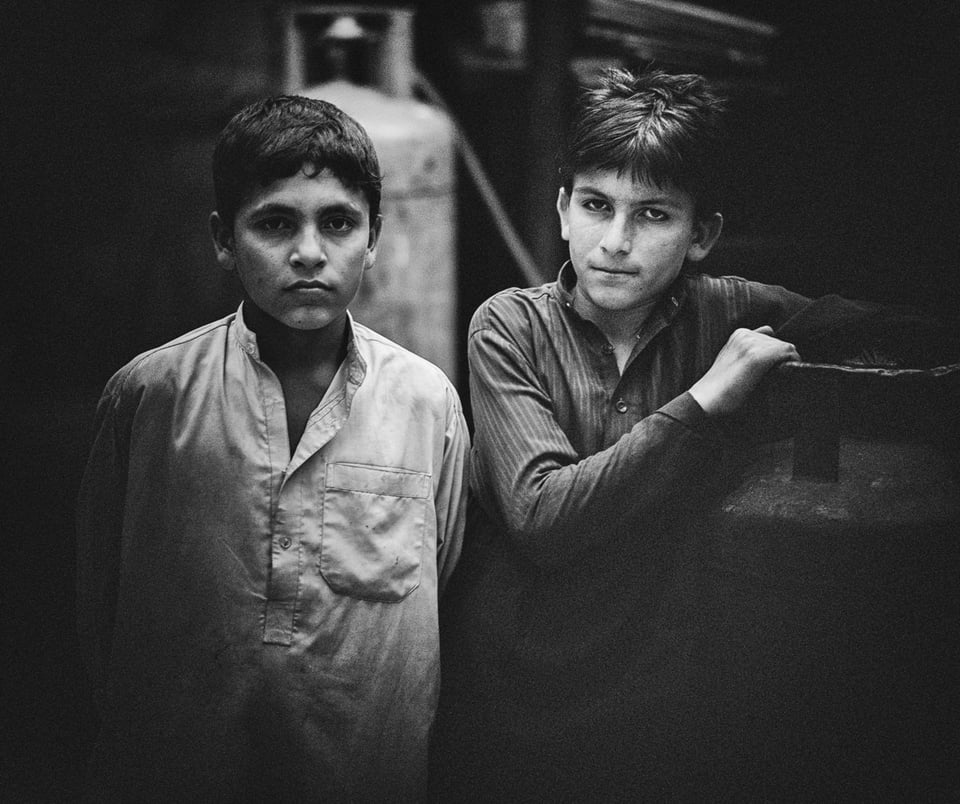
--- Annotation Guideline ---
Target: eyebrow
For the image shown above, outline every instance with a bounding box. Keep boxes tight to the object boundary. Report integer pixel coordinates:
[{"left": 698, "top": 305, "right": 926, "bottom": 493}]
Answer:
[
  {"left": 572, "top": 185, "right": 683, "bottom": 208},
  {"left": 247, "top": 200, "right": 364, "bottom": 217},
  {"left": 247, "top": 202, "right": 296, "bottom": 216}
]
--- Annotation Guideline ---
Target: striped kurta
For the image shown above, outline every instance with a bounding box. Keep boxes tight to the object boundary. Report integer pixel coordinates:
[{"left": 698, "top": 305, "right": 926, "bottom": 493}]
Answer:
[
  {"left": 434, "top": 263, "right": 811, "bottom": 800},
  {"left": 467, "top": 262, "right": 811, "bottom": 567}
]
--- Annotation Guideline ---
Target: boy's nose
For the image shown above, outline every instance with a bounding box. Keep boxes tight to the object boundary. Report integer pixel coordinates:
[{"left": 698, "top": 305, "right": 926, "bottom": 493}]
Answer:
[
  {"left": 290, "top": 227, "right": 327, "bottom": 268},
  {"left": 599, "top": 216, "right": 632, "bottom": 255}
]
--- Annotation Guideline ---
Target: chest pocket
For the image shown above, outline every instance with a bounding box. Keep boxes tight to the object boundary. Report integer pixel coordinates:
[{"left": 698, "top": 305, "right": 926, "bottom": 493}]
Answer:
[{"left": 320, "top": 462, "right": 431, "bottom": 602}]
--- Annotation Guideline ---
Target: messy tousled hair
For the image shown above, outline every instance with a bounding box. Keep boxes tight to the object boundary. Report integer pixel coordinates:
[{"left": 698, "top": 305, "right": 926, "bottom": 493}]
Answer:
[
  {"left": 559, "top": 68, "right": 726, "bottom": 217},
  {"left": 213, "top": 95, "right": 382, "bottom": 227}
]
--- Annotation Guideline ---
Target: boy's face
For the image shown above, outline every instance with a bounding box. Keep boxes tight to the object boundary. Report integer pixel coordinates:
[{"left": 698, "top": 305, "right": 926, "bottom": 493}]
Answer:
[
  {"left": 557, "top": 169, "right": 721, "bottom": 321},
  {"left": 211, "top": 165, "right": 381, "bottom": 332}
]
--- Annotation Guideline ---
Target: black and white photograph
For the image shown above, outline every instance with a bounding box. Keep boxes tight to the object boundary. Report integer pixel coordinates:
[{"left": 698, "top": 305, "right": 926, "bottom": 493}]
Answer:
[{"left": 3, "top": 1, "right": 958, "bottom": 800}]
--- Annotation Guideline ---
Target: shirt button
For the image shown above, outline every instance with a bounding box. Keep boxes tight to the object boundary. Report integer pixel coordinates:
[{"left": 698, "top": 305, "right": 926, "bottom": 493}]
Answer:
[
  {"left": 602, "top": 343, "right": 614, "bottom": 355},
  {"left": 278, "top": 536, "right": 292, "bottom": 550},
  {"left": 615, "top": 398, "right": 628, "bottom": 413}
]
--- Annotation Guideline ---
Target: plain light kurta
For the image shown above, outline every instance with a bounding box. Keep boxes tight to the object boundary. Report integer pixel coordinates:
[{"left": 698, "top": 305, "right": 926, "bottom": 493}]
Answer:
[{"left": 77, "top": 305, "right": 468, "bottom": 802}]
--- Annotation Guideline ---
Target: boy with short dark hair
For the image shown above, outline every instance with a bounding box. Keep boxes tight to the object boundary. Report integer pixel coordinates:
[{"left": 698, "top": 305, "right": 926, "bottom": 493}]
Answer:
[
  {"left": 433, "top": 67, "right": 939, "bottom": 799},
  {"left": 77, "top": 95, "right": 468, "bottom": 802}
]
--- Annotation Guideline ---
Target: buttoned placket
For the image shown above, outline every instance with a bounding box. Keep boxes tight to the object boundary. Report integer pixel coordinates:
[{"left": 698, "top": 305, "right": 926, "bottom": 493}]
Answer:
[
  {"left": 250, "top": 349, "right": 358, "bottom": 647},
  {"left": 561, "top": 299, "right": 631, "bottom": 446},
  {"left": 557, "top": 273, "right": 686, "bottom": 448},
  {"left": 607, "top": 294, "right": 684, "bottom": 446}
]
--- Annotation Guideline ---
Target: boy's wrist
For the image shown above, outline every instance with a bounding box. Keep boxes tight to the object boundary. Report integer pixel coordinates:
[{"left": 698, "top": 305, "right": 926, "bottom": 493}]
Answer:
[
  {"left": 687, "top": 380, "right": 722, "bottom": 416},
  {"left": 660, "top": 392, "right": 718, "bottom": 433}
]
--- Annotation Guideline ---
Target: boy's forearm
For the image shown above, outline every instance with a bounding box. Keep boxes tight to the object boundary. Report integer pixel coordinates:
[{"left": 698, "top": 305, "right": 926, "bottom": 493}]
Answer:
[{"left": 473, "top": 390, "right": 725, "bottom": 571}]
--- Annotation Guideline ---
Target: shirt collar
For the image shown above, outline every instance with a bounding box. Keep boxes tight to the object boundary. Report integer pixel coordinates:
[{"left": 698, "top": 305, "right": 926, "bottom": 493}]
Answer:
[
  {"left": 554, "top": 260, "right": 577, "bottom": 310},
  {"left": 552, "top": 261, "right": 689, "bottom": 325},
  {"left": 233, "top": 302, "right": 259, "bottom": 357},
  {"left": 343, "top": 311, "right": 367, "bottom": 388},
  {"left": 233, "top": 302, "right": 367, "bottom": 388}
]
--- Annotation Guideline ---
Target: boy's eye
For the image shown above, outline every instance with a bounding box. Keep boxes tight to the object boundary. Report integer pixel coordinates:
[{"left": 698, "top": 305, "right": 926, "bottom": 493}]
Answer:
[
  {"left": 257, "top": 216, "right": 292, "bottom": 232},
  {"left": 324, "top": 216, "right": 355, "bottom": 233},
  {"left": 581, "top": 198, "right": 609, "bottom": 213},
  {"left": 640, "top": 208, "right": 668, "bottom": 222}
]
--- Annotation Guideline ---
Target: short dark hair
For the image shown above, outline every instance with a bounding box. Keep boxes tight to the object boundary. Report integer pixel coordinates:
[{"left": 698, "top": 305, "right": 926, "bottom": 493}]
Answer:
[
  {"left": 213, "top": 95, "right": 382, "bottom": 227},
  {"left": 559, "top": 68, "right": 726, "bottom": 217}
]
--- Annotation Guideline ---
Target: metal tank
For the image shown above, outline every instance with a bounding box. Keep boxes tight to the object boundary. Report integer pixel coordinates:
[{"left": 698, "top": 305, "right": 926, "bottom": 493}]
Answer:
[
  {"left": 282, "top": 6, "right": 458, "bottom": 381},
  {"left": 663, "top": 361, "right": 960, "bottom": 798}
]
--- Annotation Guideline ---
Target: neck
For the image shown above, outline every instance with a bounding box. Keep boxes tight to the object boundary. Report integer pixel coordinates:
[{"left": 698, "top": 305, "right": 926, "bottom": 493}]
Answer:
[
  {"left": 573, "top": 292, "right": 657, "bottom": 347},
  {"left": 243, "top": 303, "right": 348, "bottom": 374}
]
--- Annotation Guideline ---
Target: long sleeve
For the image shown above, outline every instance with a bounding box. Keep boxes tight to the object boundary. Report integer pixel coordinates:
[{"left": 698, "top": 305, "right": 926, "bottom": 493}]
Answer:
[
  {"left": 435, "top": 382, "right": 470, "bottom": 595},
  {"left": 75, "top": 381, "right": 129, "bottom": 712},
  {"left": 74, "top": 313, "right": 461, "bottom": 800},
  {"left": 464, "top": 273, "right": 820, "bottom": 573},
  {"left": 468, "top": 318, "right": 726, "bottom": 571}
]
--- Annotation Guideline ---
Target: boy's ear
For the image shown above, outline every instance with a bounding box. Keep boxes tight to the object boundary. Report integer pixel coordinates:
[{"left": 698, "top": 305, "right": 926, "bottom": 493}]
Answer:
[
  {"left": 209, "top": 212, "right": 236, "bottom": 270},
  {"left": 686, "top": 212, "right": 723, "bottom": 262},
  {"left": 556, "top": 188, "right": 571, "bottom": 241},
  {"left": 364, "top": 214, "right": 383, "bottom": 270}
]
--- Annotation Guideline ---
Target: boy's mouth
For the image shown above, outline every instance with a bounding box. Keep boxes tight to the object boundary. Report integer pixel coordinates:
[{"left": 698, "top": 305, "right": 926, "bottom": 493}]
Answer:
[
  {"left": 288, "top": 280, "right": 334, "bottom": 291},
  {"left": 592, "top": 265, "right": 635, "bottom": 276}
]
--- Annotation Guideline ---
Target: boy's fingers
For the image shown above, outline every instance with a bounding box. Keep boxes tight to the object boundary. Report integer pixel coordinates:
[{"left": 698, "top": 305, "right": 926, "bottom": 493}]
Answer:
[{"left": 749, "top": 325, "right": 800, "bottom": 360}]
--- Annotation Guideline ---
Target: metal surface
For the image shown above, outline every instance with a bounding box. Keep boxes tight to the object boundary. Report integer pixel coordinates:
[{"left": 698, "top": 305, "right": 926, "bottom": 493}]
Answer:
[
  {"left": 766, "top": 360, "right": 960, "bottom": 481},
  {"left": 284, "top": 7, "right": 459, "bottom": 380}
]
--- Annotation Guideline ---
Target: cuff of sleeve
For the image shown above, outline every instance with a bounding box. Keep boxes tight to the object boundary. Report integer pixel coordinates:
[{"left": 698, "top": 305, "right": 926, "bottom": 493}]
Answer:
[{"left": 657, "top": 392, "right": 726, "bottom": 442}]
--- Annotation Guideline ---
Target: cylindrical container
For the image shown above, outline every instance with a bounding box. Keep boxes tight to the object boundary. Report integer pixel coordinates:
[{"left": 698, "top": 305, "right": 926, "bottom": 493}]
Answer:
[
  {"left": 676, "top": 361, "right": 960, "bottom": 798},
  {"left": 285, "top": 7, "right": 458, "bottom": 381}
]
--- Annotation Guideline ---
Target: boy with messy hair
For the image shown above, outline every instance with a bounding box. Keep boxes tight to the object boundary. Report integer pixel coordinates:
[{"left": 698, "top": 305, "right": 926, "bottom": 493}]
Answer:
[
  {"left": 433, "top": 67, "right": 947, "bottom": 799},
  {"left": 77, "top": 96, "right": 468, "bottom": 801}
]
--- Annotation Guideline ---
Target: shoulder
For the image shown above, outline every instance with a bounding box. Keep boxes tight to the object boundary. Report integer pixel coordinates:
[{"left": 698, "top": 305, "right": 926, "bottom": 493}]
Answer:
[
  {"left": 103, "top": 313, "right": 235, "bottom": 400},
  {"left": 352, "top": 321, "right": 460, "bottom": 408},
  {"left": 469, "top": 282, "right": 557, "bottom": 337},
  {"left": 683, "top": 272, "right": 810, "bottom": 314},
  {"left": 685, "top": 272, "right": 761, "bottom": 297}
]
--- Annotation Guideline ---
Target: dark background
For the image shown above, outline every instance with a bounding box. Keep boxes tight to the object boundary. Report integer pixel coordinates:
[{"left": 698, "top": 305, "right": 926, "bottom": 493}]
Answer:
[{"left": 2, "top": 0, "right": 958, "bottom": 798}]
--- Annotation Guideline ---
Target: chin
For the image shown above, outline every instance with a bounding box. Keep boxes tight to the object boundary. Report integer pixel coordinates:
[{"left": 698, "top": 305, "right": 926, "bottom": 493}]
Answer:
[
  {"left": 591, "top": 291, "right": 646, "bottom": 312},
  {"left": 289, "top": 318, "right": 340, "bottom": 331},
  {"left": 275, "top": 309, "right": 341, "bottom": 331}
]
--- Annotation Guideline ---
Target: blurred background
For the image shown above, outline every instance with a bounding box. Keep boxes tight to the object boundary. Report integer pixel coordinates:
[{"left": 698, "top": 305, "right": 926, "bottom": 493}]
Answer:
[{"left": 2, "top": 0, "right": 958, "bottom": 798}]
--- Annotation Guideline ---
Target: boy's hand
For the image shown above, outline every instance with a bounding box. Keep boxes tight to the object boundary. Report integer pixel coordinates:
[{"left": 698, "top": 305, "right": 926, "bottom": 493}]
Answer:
[{"left": 689, "top": 326, "right": 799, "bottom": 416}]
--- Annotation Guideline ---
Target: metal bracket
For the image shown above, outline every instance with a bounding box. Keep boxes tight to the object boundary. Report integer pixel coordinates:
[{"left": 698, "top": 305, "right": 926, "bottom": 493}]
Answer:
[{"left": 791, "top": 368, "right": 840, "bottom": 481}]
